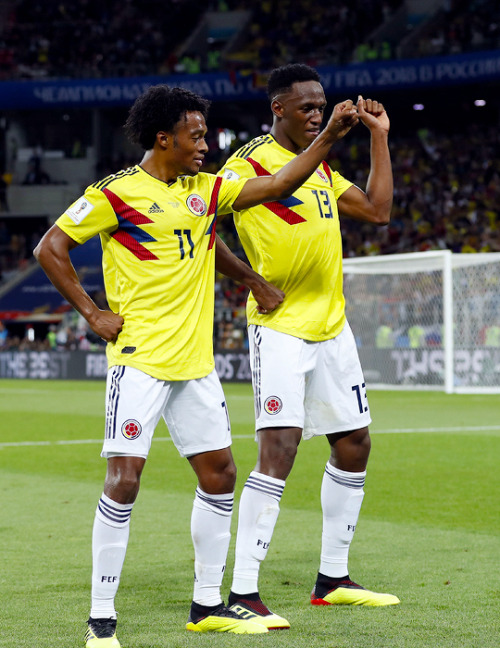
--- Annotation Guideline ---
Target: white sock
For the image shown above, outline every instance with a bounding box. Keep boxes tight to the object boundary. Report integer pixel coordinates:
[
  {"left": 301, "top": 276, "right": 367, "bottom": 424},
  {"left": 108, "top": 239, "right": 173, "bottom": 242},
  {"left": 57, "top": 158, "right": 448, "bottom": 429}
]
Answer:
[
  {"left": 319, "top": 463, "right": 365, "bottom": 578},
  {"left": 191, "top": 487, "right": 234, "bottom": 606},
  {"left": 90, "top": 493, "right": 133, "bottom": 619},
  {"left": 231, "top": 471, "right": 285, "bottom": 595}
]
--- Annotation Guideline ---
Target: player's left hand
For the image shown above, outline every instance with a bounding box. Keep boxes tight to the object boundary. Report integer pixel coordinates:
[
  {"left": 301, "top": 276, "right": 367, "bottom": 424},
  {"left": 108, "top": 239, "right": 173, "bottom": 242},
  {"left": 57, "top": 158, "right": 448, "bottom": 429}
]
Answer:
[
  {"left": 357, "top": 96, "right": 390, "bottom": 133},
  {"left": 249, "top": 277, "right": 285, "bottom": 314}
]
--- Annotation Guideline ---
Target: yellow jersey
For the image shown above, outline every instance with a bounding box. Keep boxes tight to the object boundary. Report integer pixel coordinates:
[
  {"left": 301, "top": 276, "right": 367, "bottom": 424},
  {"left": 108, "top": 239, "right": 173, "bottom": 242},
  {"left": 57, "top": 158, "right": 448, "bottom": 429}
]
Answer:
[
  {"left": 56, "top": 165, "right": 245, "bottom": 380},
  {"left": 221, "top": 135, "right": 352, "bottom": 341}
]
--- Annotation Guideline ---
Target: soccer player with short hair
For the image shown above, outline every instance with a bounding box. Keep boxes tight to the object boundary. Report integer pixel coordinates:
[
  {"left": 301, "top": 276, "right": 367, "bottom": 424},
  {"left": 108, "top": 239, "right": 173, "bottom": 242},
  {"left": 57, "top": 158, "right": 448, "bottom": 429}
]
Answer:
[
  {"left": 34, "top": 84, "right": 359, "bottom": 646},
  {"left": 218, "top": 63, "right": 399, "bottom": 630}
]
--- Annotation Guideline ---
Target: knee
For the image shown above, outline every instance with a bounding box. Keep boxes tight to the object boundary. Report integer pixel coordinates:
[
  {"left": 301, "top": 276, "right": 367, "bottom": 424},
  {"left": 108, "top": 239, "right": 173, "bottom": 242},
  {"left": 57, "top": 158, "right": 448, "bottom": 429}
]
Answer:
[
  {"left": 258, "top": 433, "right": 300, "bottom": 479},
  {"left": 200, "top": 458, "right": 237, "bottom": 494},
  {"left": 104, "top": 465, "right": 142, "bottom": 503},
  {"left": 353, "top": 427, "right": 371, "bottom": 460},
  {"left": 330, "top": 427, "right": 371, "bottom": 472}
]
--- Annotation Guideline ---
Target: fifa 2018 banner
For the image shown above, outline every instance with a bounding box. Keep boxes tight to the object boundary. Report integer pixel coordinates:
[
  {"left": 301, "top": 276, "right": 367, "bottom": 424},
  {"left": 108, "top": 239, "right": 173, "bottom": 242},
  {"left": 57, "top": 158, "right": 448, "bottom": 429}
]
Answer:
[
  {"left": 0, "top": 350, "right": 252, "bottom": 381},
  {"left": 1, "top": 51, "right": 500, "bottom": 110},
  {"left": 0, "top": 349, "right": 498, "bottom": 388}
]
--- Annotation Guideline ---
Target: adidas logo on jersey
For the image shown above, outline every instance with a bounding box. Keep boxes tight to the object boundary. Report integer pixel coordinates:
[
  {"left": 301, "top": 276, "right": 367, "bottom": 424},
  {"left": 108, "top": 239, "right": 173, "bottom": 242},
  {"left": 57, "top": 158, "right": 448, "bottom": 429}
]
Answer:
[{"left": 148, "top": 202, "right": 164, "bottom": 213}]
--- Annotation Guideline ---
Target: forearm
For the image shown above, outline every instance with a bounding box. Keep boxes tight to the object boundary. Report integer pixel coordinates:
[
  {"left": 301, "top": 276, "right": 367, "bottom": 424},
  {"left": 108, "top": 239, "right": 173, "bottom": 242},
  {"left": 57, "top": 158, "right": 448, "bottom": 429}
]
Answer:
[
  {"left": 269, "top": 129, "right": 339, "bottom": 198},
  {"left": 215, "top": 235, "right": 284, "bottom": 312},
  {"left": 34, "top": 240, "right": 101, "bottom": 325},
  {"left": 215, "top": 235, "right": 262, "bottom": 289},
  {"left": 233, "top": 131, "right": 338, "bottom": 211},
  {"left": 365, "top": 130, "right": 393, "bottom": 217}
]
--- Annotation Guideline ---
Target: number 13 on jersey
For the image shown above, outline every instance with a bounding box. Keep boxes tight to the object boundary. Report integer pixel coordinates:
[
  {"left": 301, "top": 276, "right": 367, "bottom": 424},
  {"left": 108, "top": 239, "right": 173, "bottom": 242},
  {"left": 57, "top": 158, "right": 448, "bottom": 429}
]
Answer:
[{"left": 312, "top": 189, "right": 333, "bottom": 219}]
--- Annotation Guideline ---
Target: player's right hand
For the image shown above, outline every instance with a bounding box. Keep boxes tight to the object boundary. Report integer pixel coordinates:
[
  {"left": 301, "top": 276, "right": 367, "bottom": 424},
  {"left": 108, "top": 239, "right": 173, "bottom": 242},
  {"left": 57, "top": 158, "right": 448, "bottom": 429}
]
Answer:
[
  {"left": 249, "top": 277, "right": 285, "bottom": 314},
  {"left": 89, "top": 309, "right": 124, "bottom": 343},
  {"left": 325, "top": 100, "right": 359, "bottom": 141}
]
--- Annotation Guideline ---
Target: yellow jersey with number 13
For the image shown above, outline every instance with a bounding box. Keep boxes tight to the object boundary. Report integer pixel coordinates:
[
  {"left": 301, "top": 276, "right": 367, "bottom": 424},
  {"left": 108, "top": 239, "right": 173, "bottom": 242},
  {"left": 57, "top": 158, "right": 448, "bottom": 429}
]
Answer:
[
  {"left": 56, "top": 165, "right": 245, "bottom": 380},
  {"left": 221, "top": 135, "right": 352, "bottom": 341}
]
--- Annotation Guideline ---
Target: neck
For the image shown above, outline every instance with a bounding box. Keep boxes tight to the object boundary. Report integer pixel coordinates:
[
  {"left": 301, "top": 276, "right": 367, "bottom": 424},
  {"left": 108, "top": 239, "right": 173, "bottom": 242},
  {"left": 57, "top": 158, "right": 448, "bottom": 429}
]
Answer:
[
  {"left": 270, "top": 124, "right": 303, "bottom": 155},
  {"left": 139, "top": 151, "right": 179, "bottom": 184}
]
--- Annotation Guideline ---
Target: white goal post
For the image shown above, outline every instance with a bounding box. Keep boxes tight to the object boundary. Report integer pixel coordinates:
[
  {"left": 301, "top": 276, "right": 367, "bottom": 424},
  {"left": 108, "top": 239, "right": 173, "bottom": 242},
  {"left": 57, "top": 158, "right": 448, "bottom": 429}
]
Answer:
[{"left": 343, "top": 251, "right": 500, "bottom": 394}]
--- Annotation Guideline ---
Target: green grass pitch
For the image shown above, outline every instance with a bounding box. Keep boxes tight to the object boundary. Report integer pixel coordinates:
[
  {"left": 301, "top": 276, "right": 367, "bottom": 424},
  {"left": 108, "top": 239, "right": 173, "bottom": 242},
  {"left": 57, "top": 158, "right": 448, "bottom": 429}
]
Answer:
[{"left": 1, "top": 380, "right": 499, "bottom": 648}]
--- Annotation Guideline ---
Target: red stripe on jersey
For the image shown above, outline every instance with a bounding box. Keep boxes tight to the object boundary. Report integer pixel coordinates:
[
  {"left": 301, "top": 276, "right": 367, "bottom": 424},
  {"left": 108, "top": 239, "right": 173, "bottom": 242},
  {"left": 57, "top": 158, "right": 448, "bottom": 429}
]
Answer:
[
  {"left": 104, "top": 188, "right": 154, "bottom": 225},
  {"left": 207, "top": 216, "right": 217, "bottom": 250},
  {"left": 321, "top": 160, "right": 333, "bottom": 186},
  {"left": 207, "top": 176, "right": 223, "bottom": 249},
  {"left": 112, "top": 230, "right": 159, "bottom": 261},
  {"left": 246, "top": 157, "right": 306, "bottom": 225},
  {"left": 263, "top": 200, "right": 306, "bottom": 225},
  {"left": 208, "top": 176, "right": 223, "bottom": 216},
  {"left": 104, "top": 187, "right": 159, "bottom": 261},
  {"left": 246, "top": 157, "right": 271, "bottom": 177}
]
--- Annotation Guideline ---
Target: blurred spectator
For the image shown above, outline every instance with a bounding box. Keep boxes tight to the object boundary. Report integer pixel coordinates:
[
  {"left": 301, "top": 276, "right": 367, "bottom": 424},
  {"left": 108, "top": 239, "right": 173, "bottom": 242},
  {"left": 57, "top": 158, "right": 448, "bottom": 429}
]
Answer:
[
  {"left": 46, "top": 324, "right": 57, "bottom": 350},
  {"left": 0, "top": 320, "right": 8, "bottom": 347},
  {"left": 22, "top": 154, "right": 51, "bottom": 185},
  {"left": 376, "top": 322, "right": 395, "bottom": 348},
  {"left": 0, "top": 172, "right": 9, "bottom": 211}
]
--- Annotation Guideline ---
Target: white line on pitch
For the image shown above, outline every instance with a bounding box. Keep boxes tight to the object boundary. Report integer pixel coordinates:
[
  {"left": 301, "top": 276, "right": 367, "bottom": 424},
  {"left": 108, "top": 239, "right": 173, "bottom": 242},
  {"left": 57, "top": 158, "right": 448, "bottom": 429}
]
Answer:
[{"left": 1, "top": 426, "right": 499, "bottom": 449}]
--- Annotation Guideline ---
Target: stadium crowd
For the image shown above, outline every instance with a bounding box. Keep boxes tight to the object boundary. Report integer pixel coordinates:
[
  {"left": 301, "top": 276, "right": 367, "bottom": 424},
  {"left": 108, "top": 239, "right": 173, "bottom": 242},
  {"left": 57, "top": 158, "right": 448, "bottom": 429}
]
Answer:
[
  {"left": 5, "top": 0, "right": 498, "bottom": 80},
  {"left": 405, "top": 0, "right": 500, "bottom": 59},
  {"left": 0, "top": 0, "right": 401, "bottom": 80}
]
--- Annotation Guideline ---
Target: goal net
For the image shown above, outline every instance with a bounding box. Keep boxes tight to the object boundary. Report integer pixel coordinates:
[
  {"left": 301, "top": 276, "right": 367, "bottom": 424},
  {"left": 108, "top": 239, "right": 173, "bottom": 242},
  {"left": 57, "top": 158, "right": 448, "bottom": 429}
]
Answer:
[{"left": 343, "top": 251, "right": 500, "bottom": 393}]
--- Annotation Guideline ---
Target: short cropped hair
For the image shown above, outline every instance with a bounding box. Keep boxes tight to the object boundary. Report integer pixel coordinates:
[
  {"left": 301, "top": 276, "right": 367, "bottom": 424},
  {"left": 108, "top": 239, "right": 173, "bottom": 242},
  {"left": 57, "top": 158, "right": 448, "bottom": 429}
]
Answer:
[
  {"left": 124, "top": 84, "right": 211, "bottom": 150},
  {"left": 267, "top": 64, "right": 321, "bottom": 100}
]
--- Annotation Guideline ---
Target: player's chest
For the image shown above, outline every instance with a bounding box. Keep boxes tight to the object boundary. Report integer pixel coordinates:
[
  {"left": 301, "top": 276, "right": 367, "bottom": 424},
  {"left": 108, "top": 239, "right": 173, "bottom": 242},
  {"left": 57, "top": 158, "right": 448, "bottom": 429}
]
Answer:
[
  {"left": 112, "top": 190, "right": 213, "bottom": 237},
  {"left": 108, "top": 189, "right": 215, "bottom": 262}
]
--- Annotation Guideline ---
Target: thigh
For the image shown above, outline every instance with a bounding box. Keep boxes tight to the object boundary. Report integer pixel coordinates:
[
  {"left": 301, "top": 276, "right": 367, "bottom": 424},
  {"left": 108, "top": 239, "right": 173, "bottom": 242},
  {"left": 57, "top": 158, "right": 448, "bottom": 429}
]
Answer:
[
  {"left": 163, "top": 369, "right": 231, "bottom": 458},
  {"left": 249, "top": 325, "right": 314, "bottom": 433},
  {"left": 304, "top": 321, "right": 372, "bottom": 439},
  {"left": 102, "top": 365, "right": 168, "bottom": 459}
]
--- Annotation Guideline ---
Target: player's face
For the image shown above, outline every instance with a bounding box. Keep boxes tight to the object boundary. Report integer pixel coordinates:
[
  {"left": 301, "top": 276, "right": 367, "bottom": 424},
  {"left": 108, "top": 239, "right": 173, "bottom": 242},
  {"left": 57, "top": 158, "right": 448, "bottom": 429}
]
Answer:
[
  {"left": 275, "top": 80, "right": 327, "bottom": 151},
  {"left": 170, "top": 111, "right": 209, "bottom": 176}
]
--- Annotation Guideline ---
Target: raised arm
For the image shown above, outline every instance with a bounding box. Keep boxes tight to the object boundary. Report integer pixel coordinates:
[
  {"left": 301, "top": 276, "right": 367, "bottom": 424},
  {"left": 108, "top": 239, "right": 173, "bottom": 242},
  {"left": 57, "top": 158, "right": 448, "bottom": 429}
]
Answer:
[
  {"left": 215, "top": 235, "right": 284, "bottom": 314},
  {"left": 33, "top": 225, "right": 123, "bottom": 342},
  {"left": 232, "top": 99, "right": 359, "bottom": 212},
  {"left": 337, "top": 96, "right": 392, "bottom": 225}
]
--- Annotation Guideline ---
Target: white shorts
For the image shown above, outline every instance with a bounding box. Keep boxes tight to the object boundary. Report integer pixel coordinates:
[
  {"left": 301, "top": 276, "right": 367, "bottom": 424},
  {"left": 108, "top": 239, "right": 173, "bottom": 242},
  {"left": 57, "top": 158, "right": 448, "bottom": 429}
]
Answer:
[
  {"left": 102, "top": 366, "right": 231, "bottom": 459},
  {"left": 249, "top": 322, "right": 371, "bottom": 440}
]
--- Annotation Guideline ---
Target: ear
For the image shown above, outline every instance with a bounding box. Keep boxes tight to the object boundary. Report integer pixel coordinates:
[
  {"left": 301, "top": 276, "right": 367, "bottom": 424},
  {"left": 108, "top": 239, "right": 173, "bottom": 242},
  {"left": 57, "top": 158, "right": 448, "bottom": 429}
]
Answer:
[
  {"left": 156, "top": 131, "right": 169, "bottom": 149},
  {"left": 271, "top": 99, "right": 284, "bottom": 119}
]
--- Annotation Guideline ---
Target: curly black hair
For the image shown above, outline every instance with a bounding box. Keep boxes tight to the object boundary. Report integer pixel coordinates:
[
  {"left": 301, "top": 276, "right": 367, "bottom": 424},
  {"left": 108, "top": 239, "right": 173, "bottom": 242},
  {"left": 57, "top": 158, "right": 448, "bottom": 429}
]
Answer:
[
  {"left": 124, "top": 84, "right": 211, "bottom": 150},
  {"left": 267, "top": 64, "right": 321, "bottom": 100}
]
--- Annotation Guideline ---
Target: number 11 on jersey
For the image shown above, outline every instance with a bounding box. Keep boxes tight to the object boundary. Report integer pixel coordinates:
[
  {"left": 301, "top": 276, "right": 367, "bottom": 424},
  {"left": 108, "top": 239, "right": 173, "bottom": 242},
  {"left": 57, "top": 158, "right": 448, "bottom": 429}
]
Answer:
[{"left": 174, "top": 229, "right": 195, "bottom": 259}]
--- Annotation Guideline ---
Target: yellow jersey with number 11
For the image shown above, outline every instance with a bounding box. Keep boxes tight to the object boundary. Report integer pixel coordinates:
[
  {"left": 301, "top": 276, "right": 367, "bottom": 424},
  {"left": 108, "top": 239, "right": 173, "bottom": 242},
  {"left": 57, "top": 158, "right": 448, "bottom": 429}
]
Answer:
[{"left": 56, "top": 165, "right": 245, "bottom": 380}]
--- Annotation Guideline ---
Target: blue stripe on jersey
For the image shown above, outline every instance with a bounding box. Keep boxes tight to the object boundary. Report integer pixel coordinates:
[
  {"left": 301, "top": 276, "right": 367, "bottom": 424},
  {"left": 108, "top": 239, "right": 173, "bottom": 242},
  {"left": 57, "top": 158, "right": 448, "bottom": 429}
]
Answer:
[
  {"left": 279, "top": 195, "right": 303, "bottom": 208},
  {"left": 325, "top": 463, "right": 365, "bottom": 489},
  {"left": 244, "top": 473, "right": 284, "bottom": 502},
  {"left": 105, "top": 366, "right": 125, "bottom": 440},
  {"left": 115, "top": 213, "right": 156, "bottom": 244}
]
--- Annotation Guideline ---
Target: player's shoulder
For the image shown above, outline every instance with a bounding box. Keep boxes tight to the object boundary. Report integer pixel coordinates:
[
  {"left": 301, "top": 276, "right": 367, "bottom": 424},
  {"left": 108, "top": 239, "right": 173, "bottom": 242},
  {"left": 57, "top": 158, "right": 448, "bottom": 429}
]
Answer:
[
  {"left": 228, "top": 134, "right": 275, "bottom": 162},
  {"left": 91, "top": 165, "right": 141, "bottom": 193},
  {"left": 177, "top": 171, "right": 215, "bottom": 194}
]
